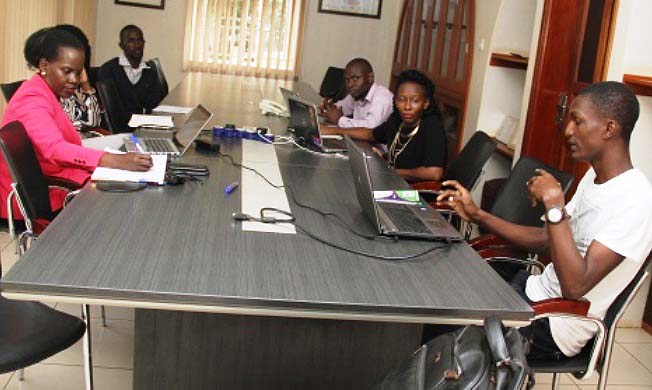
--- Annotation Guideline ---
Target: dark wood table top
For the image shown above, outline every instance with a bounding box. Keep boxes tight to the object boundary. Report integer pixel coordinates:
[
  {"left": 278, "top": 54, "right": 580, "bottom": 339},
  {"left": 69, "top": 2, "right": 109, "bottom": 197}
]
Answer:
[{"left": 0, "top": 73, "right": 532, "bottom": 325}]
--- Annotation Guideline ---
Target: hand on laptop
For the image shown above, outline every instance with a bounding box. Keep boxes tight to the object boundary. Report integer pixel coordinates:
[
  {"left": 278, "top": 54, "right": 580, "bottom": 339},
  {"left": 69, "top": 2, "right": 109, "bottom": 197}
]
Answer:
[
  {"left": 99, "top": 152, "right": 153, "bottom": 172},
  {"left": 436, "top": 180, "right": 480, "bottom": 222}
]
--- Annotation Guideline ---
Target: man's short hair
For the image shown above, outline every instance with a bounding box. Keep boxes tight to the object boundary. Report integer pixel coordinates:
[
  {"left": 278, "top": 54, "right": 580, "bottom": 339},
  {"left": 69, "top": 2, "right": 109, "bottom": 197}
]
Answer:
[
  {"left": 577, "top": 81, "right": 639, "bottom": 142},
  {"left": 345, "top": 58, "right": 373, "bottom": 75},
  {"left": 120, "top": 25, "right": 143, "bottom": 42}
]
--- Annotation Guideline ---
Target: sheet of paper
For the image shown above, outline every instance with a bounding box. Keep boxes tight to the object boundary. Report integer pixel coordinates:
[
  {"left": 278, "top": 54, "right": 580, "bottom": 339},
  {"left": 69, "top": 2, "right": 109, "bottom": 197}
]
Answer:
[
  {"left": 152, "top": 105, "right": 194, "bottom": 114},
  {"left": 91, "top": 154, "right": 168, "bottom": 185},
  {"left": 128, "top": 114, "right": 174, "bottom": 128},
  {"left": 241, "top": 141, "right": 295, "bottom": 234}
]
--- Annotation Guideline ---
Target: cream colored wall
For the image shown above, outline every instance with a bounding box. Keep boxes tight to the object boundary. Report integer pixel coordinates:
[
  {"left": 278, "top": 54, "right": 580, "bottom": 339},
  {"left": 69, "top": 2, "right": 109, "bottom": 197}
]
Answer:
[
  {"left": 298, "top": 0, "right": 402, "bottom": 91},
  {"left": 94, "top": 0, "right": 401, "bottom": 94},
  {"left": 94, "top": 0, "right": 187, "bottom": 91},
  {"left": 0, "top": 0, "right": 98, "bottom": 117},
  {"left": 604, "top": 0, "right": 652, "bottom": 327}
]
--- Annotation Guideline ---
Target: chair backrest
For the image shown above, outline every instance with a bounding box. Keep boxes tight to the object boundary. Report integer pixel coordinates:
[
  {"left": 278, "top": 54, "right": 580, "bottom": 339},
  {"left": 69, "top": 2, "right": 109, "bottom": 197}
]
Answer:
[
  {"left": 96, "top": 79, "right": 130, "bottom": 133},
  {"left": 604, "top": 253, "right": 652, "bottom": 329},
  {"left": 147, "top": 57, "right": 168, "bottom": 98},
  {"left": 442, "top": 130, "right": 496, "bottom": 189},
  {"left": 319, "top": 66, "right": 347, "bottom": 101},
  {"left": 490, "top": 156, "right": 574, "bottom": 227},
  {"left": 0, "top": 121, "right": 54, "bottom": 221},
  {"left": 87, "top": 66, "right": 100, "bottom": 87},
  {"left": 1, "top": 80, "right": 25, "bottom": 103}
]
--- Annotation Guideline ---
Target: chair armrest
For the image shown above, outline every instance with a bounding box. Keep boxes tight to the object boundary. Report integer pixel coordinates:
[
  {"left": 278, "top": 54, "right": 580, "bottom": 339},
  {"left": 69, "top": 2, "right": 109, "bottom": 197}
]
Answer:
[
  {"left": 469, "top": 233, "right": 508, "bottom": 250},
  {"left": 532, "top": 298, "right": 590, "bottom": 317},
  {"left": 84, "top": 127, "right": 111, "bottom": 136},
  {"left": 45, "top": 176, "right": 82, "bottom": 190},
  {"left": 411, "top": 180, "right": 442, "bottom": 193},
  {"left": 477, "top": 245, "right": 529, "bottom": 260}
]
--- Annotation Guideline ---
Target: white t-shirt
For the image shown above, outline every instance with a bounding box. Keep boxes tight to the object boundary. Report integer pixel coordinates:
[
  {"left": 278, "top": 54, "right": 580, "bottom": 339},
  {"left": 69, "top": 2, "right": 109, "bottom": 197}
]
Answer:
[{"left": 525, "top": 167, "right": 652, "bottom": 356}]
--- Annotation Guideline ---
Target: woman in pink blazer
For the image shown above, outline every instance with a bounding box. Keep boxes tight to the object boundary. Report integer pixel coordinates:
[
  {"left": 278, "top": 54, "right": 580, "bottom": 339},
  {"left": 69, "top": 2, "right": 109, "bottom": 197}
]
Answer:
[{"left": 0, "top": 28, "right": 152, "bottom": 219}]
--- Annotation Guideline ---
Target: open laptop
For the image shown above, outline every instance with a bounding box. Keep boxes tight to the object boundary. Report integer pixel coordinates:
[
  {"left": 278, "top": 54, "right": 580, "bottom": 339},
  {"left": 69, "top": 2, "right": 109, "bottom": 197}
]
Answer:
[
  {"left": 125, "top": 104, "right": 213, "bottom": 156},
  {"left": 345, "top": 136, "right": 462, "bottom": 241},
  {"left": 287, "top": 96, "right": 346, "bottom": 153}
]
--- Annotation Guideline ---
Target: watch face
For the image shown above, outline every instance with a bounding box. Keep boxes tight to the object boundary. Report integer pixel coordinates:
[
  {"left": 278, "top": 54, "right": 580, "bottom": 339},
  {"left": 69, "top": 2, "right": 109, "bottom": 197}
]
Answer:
[{"left": 547, "top": 207, "right": 563, "bottom": 223}]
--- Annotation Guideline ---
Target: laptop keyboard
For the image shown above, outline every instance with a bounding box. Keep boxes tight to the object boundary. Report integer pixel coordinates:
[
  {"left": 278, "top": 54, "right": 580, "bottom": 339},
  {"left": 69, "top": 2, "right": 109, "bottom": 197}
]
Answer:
[
  {"left": 379, "top": 202, "right": 431, "bottom": 234},
  {"left": 143, "top": 138, "right": 177, "bottom": 154}
]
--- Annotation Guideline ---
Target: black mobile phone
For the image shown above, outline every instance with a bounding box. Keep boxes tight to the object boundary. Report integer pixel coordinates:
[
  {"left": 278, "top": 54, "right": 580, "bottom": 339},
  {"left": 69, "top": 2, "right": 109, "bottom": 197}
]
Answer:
[{"left": 168, "top": 162, "right": 209, "bottom": 175}]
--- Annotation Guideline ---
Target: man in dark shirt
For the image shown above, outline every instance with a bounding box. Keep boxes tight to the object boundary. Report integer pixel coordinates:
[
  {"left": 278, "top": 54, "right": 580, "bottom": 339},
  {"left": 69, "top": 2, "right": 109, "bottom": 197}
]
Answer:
[{"left": 98, "top": 25, "right": 164, "bottom": 121}]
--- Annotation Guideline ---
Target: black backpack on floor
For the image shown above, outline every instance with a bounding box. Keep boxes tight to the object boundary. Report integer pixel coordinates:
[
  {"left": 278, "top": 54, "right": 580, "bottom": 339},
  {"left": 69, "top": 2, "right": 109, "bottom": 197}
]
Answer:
[{"left": 371, "top": 317, "right": 532, "bottom": 390}]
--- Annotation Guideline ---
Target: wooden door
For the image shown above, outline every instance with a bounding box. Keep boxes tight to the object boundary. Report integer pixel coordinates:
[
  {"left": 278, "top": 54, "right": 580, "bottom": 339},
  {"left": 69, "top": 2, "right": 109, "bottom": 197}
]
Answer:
[
  {"left": 521, "top": 0, "right": 616, "bottom": 187},
  {"left": 391, "top": 0, "right": 474, "bottom": 161}
]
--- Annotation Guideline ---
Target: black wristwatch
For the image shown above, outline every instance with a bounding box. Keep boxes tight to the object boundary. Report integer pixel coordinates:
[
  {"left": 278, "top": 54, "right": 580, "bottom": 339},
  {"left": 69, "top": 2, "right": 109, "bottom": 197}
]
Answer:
[{"left": 545, "top": 206, "right": 566, "bottom": 224}]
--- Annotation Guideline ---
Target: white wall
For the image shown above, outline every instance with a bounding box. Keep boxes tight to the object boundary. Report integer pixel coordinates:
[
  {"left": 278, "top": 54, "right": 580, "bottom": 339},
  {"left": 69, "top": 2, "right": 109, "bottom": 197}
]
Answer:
[
  {"left": 94, "top": 0, "right": 188, "bottom": 91},
  {"left": 299, "top": 0, "right": 402, "bottom": 91},
  {"left": 94, "top": 0, "right": 402, "bottom": 94},
  {"left": 603, "top": 0, "right": 652, "bottom": 327}
]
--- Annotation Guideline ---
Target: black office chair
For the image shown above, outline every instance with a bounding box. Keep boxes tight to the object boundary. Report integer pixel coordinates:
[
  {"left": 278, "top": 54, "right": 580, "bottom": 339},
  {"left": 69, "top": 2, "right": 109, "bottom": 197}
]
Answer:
[
  {"left": 147, "top": 57, "right": 168, "bottom": 98},
  {"left": 412, "top": 130, "right": 496, "bottom": 223},
  {"left": 0, "top": 120, "right": 107, "bottom": 329},
  {"left": 96, "top": 79, "right": 130, "bottom": 133},
  {"left": 319, "top": 66, "right": 347, "bottom": 101},
  {"left": 0, "top": 257, "right": 94, "bottom": 388},
  {"left": 470, "top": 156, "right": 574, "bottom": 279},
  {"left": 1, "top": 80, "right": 25, "bottom": 103},
  {"left": 527, "top": 253, "right": 651, "bottom": 390},
  {"left": 87, "top": 66, "right": 100, "bottom": 88},
  {"left": 0, "top": 121, "right": 72, "bottom": 251},
  {"left": 489, "top": 156, "right": 574, "bottom": 227}
]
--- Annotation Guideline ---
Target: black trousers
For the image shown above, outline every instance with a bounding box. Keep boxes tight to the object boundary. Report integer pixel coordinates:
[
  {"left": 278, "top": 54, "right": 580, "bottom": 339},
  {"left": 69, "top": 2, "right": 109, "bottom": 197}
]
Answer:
[{"left": 509, "top": 270, "right": 565, "bottom": 361}]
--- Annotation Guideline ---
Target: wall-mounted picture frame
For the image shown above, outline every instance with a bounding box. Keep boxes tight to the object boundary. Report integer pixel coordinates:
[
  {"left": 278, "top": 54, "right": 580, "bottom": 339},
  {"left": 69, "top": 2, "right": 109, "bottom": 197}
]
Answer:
[
  {"left": 115, "top": 0, "right": 165, "bottom": 10},
  {"left": 318, "top": 0, "right": 382, "bottom": 19}
]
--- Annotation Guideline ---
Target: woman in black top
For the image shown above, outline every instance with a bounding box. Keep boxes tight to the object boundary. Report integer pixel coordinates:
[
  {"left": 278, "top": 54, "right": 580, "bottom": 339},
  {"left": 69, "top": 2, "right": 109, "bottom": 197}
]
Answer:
[{"left": 322, "top": 69, "right": 447, "bottom": 182}]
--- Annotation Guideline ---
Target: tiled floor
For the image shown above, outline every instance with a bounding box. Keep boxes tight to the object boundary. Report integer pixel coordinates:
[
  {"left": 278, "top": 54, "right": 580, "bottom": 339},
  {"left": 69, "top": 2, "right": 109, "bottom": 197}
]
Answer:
[{"left": 2, "top": 231, "right": 652, "bottom": 389}]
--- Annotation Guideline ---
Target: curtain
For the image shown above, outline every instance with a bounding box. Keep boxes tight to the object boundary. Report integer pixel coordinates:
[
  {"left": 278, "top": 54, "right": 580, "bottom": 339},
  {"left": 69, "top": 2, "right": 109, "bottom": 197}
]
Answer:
[
  {"left": 0, "top": 0, "right": 97, "bottom": 117},
  {"left": 183, "top": 0, "right": 305, "bottom": 79}
]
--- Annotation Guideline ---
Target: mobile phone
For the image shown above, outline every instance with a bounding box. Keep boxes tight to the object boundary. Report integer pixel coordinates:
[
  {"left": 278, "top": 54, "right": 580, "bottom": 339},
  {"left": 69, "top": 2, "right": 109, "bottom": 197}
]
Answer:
[{"left": 168, "top": 162, "right": 209, "bottom": 176}]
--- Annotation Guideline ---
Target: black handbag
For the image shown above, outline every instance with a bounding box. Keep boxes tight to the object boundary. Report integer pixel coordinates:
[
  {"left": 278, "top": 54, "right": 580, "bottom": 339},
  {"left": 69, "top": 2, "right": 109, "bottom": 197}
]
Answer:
[{"left": 371, "top": 317, "right": 532, "bottom": 390}]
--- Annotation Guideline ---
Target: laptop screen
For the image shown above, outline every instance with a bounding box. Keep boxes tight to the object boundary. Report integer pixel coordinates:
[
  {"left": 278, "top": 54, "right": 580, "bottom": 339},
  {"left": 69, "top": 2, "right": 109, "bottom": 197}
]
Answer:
[
  {"left": 287, "top": 97, "right": 319, "bottom": 140},
  {"left": 175, "top": 104, "right": 213, "bottom": 153},
  {"left": 344, "top": 136, "right": 383, "bottom": 233}
]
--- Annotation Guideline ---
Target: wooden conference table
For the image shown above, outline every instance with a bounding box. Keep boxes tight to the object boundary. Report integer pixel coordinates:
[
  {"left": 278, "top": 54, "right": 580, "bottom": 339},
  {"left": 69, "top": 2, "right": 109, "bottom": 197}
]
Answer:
[{"left": 1, "top": 73, "right": 532, "bottom": 389}]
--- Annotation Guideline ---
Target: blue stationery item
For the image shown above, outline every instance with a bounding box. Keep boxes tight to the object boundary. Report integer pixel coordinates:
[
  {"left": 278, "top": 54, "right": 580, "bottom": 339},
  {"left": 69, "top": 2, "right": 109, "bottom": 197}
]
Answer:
[
  {"left": 129, "top": 134, "right": 145, "bottom": 153},
  {"left": 224, "top": 181, "right": 240, "bottom": 195}
]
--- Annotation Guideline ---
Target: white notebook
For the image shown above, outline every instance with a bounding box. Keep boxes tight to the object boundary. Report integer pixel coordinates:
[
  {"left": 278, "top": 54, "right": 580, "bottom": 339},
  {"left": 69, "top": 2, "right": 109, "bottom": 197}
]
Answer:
[{"left": 91, "top": 154, "right": 168, "bottom": 185}]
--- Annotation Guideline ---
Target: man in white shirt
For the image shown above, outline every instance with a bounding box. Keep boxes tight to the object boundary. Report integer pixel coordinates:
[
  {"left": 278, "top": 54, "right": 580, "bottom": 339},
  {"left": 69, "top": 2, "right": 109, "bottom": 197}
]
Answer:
[
  {"left": 437, "top": 81, "right": 652, "bottom": 359},
  {"left": 318, "top": 58, "right": 393, "bottom": 129}
]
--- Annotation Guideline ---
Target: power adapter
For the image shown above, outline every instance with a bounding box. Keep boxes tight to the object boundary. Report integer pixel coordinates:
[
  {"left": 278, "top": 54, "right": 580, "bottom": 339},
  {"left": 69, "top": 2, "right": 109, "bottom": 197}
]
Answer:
[{"left": 195, "top": 138, "right": 221, "bottom": 153}]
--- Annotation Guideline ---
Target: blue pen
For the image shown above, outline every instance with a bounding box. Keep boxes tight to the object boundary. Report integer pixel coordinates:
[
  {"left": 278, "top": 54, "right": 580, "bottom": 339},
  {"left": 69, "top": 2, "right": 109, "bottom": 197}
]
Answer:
[
  {"left": 129, "top": 134, "right": 145, "bottom": 153},
  {"left": 224, "top": 181, "right": 239, "bottom": 195}
]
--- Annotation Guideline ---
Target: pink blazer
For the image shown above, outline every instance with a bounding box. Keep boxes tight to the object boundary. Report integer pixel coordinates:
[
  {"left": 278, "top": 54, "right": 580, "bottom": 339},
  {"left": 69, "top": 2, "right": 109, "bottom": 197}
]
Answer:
[{"left": 0, "top": 74, "right": 105, "bottom": 218}]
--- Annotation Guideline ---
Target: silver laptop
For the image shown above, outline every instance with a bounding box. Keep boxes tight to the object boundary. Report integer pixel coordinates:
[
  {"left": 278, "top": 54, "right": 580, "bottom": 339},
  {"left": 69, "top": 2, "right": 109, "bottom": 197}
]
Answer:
[
  {"left": 126, "top": 104, "right": 213, "bottom": 156},
  {"left": 287, "top": 96, "right": 346, "bottom": 153},
  {"left": 280, "top": 86, "right": 321, "bottom": 107},
  {"left": 345, "top": 136, "right": 462, "bottom": 241}
]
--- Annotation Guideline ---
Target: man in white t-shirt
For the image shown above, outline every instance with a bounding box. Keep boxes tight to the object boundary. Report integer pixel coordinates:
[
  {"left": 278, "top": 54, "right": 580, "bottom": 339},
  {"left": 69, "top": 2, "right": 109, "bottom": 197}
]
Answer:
[
  {"left": 437, "top": 81, "right": 652, "bottom": 359},
  {"left": 318, "top": 58, "right": 393, "bottom": 129}
]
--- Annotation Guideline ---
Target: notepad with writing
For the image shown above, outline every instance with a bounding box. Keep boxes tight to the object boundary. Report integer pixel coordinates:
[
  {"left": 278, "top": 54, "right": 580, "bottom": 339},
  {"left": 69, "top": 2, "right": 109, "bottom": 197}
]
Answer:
[
  {"left": 91, "top": 154, "right": 168, "bottom": 185},
  {"left": 128, "top": 114, "right": 174, "bottom": 128}
]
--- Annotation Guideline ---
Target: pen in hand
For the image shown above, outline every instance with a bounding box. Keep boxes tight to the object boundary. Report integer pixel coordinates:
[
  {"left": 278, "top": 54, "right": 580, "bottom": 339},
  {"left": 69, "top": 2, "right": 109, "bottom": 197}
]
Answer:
[{"left": 129, "top": 134, "right": 145, "bottom": 154}]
